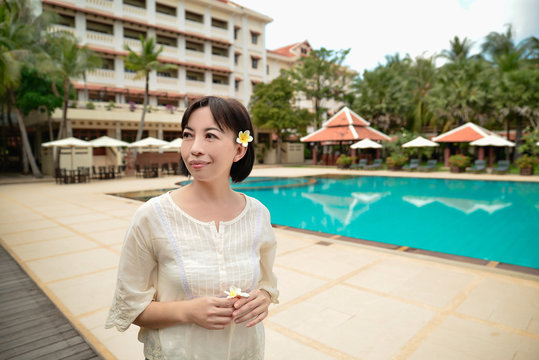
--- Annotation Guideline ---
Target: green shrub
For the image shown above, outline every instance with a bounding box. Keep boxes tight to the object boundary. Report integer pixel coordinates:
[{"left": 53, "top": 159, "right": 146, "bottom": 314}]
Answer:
[{"left": 449, "top": 154, "right": 470, "bottom": 169}]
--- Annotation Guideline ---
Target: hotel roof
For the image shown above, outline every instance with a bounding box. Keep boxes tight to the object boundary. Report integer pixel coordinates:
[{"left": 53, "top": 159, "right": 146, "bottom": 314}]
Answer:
[{"left": 432, "top": 122, "right": 494, "bottom": 143}]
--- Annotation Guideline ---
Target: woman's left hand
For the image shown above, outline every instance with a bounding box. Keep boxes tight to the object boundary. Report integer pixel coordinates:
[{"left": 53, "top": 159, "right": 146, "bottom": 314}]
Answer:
[{"left": 232, "top": 289, "right": 271, "bottom": 327}]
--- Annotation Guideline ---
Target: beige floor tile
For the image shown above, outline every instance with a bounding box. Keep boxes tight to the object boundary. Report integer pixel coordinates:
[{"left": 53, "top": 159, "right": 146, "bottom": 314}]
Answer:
[
  {"left": 345, "top": 257, "right": 478, "bottom": 308},
  {"left": 87, "top": 228, "right": 128, "bottom": 246},
  {"left": 100, "top": 325, "right": 144, "bottom": 360},
  {"left": 274, "top": 230, "right": 314, "bottom": 255},
  {"left": 0, "top": 211, "right": 45, "bottom": 224},
  {"left": 456, "top": 278, "right": 539, "bottom": 333},
  {"left": 47, "top": 268, "right": 117, "bottom": 316},
  {"left": 408, "top": 316, "right": 539, "bottom": 360},
  {"left": 275, "top": 243, "right": 382, "bottom": 279},
  {"left": 78, "top": 308, "right": 109, "bottom": 330},
  {"left": 271, "top": 266, "right": 327, "bottom": 307},
  {"left": 27, "top": 248, "right": 119, "bottom": 283},
  {"left": 10, "top": 235, "right": 99, "bottom": 261},
  {"left": 67, "top": 218, "right": 129, "bottom": 233},
  {"left": 57, "top": 212, "right": 114, "bottom": 225},
  {"left": 265, "top": 327, "right": 338, "bottom": 360},
  {"left": 0, "top": 226, "right": 75, "bottom": 246},
  {"left": 271, "top": 285, "right": 436, "bottom": 359},
  {"left": 0, "top": 218, "right": 59, "bottom": 234}
]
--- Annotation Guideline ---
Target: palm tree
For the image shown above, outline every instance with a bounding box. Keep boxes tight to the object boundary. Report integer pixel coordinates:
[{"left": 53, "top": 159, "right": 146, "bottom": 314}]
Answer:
[
  {"left": 481, "top": 25, "right": 539, "bottom": 158},
  {"left": 409, "top": 56, "right": 437, "bottom": 133},
  {"left": 0, "top": 0, "right": 51, "bottom": 177},
  {"left": 124, "top": 35, "right": 178, "bottom": 142},
  {"left": 44, "top": 31, "right": 101, "bottom": 139},
  {"left": 441, "top": 36, "right": 475, "bottom": 63}
]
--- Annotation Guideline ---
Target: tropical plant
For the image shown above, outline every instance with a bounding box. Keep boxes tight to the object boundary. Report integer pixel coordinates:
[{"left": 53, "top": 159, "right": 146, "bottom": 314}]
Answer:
[
  {"left": 0, "top": 0, "right": 54, "bottom": 177},
  {"left": 409, "top": 55, "right": 437, "bottom": 133},
  {"left": 515, "top": 154, "right": 538, "bottom": 169},
  {"left": 518, "top": 128, "right": 539, "bottom": 157},
  {"left": 85, "top": 100, "right": 95, "bottom": 109},
  {"left": 44, "top": 31, "right": 101, "bottom": 139},
  {"left": 386, "top": 153, "right": 408, "bottom": 169},
  {"left": 250, "top": 76, "right": 311, "bottom": 164},
  {"left": 448, "top": 154, "right": 470, "bottom": 169},
  {"left": 124, "top": 35, "right": 178, "bottom": 142},
  {"left": 286, "top": 47, "right": 352, "bottom": 129},
  {"left": 106, "top": 100, "right": 115, "bottom": 111},
  {"left": 336, "top": 154, "right": 353, "bottom": 168}
]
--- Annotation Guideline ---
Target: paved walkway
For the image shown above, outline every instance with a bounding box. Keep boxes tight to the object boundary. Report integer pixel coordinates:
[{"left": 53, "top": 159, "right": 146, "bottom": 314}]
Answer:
[{"left": 0, "top": 167, "right": 538, "bottom": 359}]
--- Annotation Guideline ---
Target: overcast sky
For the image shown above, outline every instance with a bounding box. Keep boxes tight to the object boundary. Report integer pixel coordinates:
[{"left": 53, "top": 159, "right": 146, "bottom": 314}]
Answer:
[{"left": 237, "top": 0, "right": 539, "bottom": 74}]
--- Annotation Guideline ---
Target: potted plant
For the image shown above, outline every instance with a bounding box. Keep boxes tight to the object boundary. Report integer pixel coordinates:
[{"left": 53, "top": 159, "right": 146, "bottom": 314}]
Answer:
[
  {"left": 256, "top": 144, "right": 266, "bottom": 164},
  {"left": 336, "top": 154, "right": 353, "bottom": 169},
  {"left": 85, "top": 101, "right": 95, "bottom": 110},
  {"left": 386, "top": 153, "right": 408, "bottom": 170},
  {"left": 449, "top": 154, "right": 470, "bottom": 173},
  {"left": 166, "top": 104, "right": 175, "bottom": 114},
  {"left": 106, "top": 101, "right": 115, "bottom": 111},
  {"left": 516, "top": 154, "right": 538, "bottom": 175},
  {"left": 129, "top": 101, "right": 136, "bottom": 112}
]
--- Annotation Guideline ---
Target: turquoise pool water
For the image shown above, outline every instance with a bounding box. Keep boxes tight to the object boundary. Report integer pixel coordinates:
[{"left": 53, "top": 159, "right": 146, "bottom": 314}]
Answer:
[
  {"left": 237, "top": 176, "right": 539, "bottom": 269},
  {"left": 117, "top": 175, "right": 539, "bottom": 269}
]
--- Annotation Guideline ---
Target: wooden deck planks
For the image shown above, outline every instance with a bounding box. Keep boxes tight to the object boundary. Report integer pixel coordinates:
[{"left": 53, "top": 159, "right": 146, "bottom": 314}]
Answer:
[{"left": 0, "top": 245, "right": 103, "bottom": 360}]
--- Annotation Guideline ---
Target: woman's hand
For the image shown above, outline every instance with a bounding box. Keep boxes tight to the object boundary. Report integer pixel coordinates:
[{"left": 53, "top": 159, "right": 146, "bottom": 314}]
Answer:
[
  {"left": 186, "top": 297, "right": 238, "bottom": 330},
  {"left": 232, "top": 289, "right": 271, "bottom": 327}
]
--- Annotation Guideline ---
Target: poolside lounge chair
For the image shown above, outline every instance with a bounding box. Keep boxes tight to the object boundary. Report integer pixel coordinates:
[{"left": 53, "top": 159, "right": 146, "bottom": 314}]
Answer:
[
  {"left": 403, "top": 159, "right": 420, "bottom": 171},
  {"left": 469, "top": 160, "right": 486, "bottom": 173},
  {"left": 492, "top": 160, "right": 510, "bottom": 174},
  {"left": 350, "top": 158, "right": 367, "bottom": 169},
  {"left": 365, "top": 158, "right": 383, "bottom": 170},
  {"left": 418, "top": 159, "right": 437, "bottom": 171}
]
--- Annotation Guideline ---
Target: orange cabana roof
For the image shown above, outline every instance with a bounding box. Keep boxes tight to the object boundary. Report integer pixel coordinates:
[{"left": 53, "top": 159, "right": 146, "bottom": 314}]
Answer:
[
  {"left": 432, "top": 122, "right": 494, "bottom": 143},
  {"left": 300, "top": 107, "right": 391, "bottom": 143}
]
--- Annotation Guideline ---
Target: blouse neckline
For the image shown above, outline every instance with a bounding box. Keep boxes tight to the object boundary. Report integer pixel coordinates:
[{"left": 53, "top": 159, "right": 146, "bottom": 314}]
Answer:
[{"left": 165, "top": 191, "right": 251, "bottom": 229}]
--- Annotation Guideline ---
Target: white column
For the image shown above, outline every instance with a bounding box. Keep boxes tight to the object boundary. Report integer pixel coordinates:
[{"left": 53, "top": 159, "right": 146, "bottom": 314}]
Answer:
[
  {"left": 113, "top": 0, "right": 123, "bottom": 17},
  {"left": 114, "top": 21, "right": 124, "bottom": 51},
  {"left": 241, "top": 16, "right": 250, "bottom": 105},
  {"left": 75, "top": 13, "right": 86, "bottom": 44},
  {"left": 205, "top": 70, "right": 212, "bottom": 94},
  {"left": 158, "top": 123, "right": 163, "bottom": 139},
  {"left": 115, "top": 122, "right": 121, "bottom": 139},
  {"left": 115, "top": 57, "right": 124, "bottom": 87},
  {"left": 204, "top": 42, "right": 211, "bottom": 65},
  {"left": 177, "top": 1, "right": 185, "bottom": 29},
  {"left": 179, "top": 67, "right": 186, "bottom": 94},
  {"left": 147, "top": 0, "right": 156, "bottom": 25},
  {"left": 204, "top": 7, "right": 211, "bottom": 37}
]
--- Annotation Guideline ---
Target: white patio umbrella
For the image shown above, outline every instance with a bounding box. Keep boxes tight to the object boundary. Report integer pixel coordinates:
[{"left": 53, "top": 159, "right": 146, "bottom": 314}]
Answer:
[
  {"left": 470, "top": 135, "right": 515, "bottom": 167},
  {"left": 161, "top": 138, "right": 182, "bottom": 151},
  {"left": 402, "top": 136, "right": 439, "bottom": 148},
  {"left": 470, "top": 135, "right": 515, "bottom": 147},
  {"left": 535, "top": 141, "right": 539, "bottom": 146},
  {"left": 128, "top": 137, "right": 169, "bottom": 152},
  {"left": 350, "top": 138, "right": 382, "bottom": 149},
  {"left": 89, "top": 136, "right": 129, "bottom": 147},
  {"left": 42, "top": 137, "right": 92, "bottom": 170}
]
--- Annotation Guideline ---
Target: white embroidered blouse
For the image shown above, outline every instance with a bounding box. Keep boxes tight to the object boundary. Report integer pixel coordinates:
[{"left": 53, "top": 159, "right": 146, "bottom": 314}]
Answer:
[{"left": 105, "top": 192, "right": 279, "bottom": 360}]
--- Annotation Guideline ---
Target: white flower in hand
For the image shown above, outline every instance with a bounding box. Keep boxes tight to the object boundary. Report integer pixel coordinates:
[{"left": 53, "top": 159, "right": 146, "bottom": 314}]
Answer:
[{"left": 225, "top": 287, "right": 250, "bottom": 299}]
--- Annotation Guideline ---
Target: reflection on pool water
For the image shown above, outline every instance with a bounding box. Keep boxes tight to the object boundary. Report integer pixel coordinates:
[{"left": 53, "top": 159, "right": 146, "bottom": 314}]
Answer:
[{"left": 114, "top": 175, "right": 539, "bottom": 269}]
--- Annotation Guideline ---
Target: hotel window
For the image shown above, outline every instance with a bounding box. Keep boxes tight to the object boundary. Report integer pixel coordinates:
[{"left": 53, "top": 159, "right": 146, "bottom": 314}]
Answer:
[
  {"left": 185, "top": 10, "right": 203, "bottom": 23},
  {"left": 86, "top": 20, "right": 113, "bottom": 35},
  {"left": 251, "top": 81, "right": 259, "bottom": 89},
  {"left": 157, "top": 34, "right": 176, "bottom": 47},
  {"left": 212, "top": 74, "right": 229, "bottom": 85},
  {"left": 234, "top": 53, "right": 240, "bottom": 65},
  {"left": 157, "top": 69, "right": 178, "bottom": 78},
  {"left": 211, "top": 17, "right": 227, "bottom": 30},
  {"left": 123, "top": 0, "right": 146, "bottom": 9},
  {"left": 251, "top": 56, "right": 259, "bottom": 69},
  {"left": 212, "top": 46, "right": 228, "bottom": 57},
  {"left": 250, "top": 31, "right": 259, "bottom": 45},
  {"left": 98, "top": 57, "right": 115, "bottom": 70},
  {"left": 235, "top": 79, "right": 240, "bottom": 91},
  {"left": 124, "top": 27, "right": 146, "bottom": 40},
  {"left": 186, "top": 70, "right": 204, "bottom": 82},
  {"left": 234, "top": 26, "right": 240, "bottom": 40},
  {"left": 156, "top": 3, "right": 176, "bottom": 16},
  {"left": 56, "top": 13, "right": 75, "bottom": 28},
  {"left": 186, "top": 40, "right": 204, "bottom": 52},
  {"left": 266, "top": 65, "right": 269, "bottom": 75},
  {"left": 124, "top": 66, "right": 136, "bottom": 73},
  {"left": 301, "top": 47, "right": 308, "bottom": 55}
]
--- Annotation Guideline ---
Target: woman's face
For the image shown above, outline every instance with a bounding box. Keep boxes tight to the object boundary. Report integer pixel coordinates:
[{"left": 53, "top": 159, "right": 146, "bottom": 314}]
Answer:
[{"left": 181, "top": 106, "right": 245, "bottom": 183}]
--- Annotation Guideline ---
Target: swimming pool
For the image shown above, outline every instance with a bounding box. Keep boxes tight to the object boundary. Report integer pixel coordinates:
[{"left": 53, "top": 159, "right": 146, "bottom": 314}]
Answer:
[{"left": 116, "top": 175, "right": 539, "bottom": 269}]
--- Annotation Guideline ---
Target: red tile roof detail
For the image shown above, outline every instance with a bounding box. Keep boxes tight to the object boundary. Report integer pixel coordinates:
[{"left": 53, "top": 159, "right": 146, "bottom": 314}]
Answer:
[
  {"left": 433, "top": 122, "right": 493, "bottom": 143},
  {"left": 301, "top": 107, "right": 390, "bottom": 143},
  {"left": 270, "top": 43, "right": 298, "bottom": 58}
]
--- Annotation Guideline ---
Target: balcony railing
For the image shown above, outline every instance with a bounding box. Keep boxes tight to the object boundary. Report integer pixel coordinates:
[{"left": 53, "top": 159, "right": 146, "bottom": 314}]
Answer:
[
  {"left": 161, "top": 45, "right": 179, "bottom": 58},
  {"left": 88, "top": 69, "right": 115, "bottom": 78},
  {"left": 49, "top": 24, "right": 76, "bottom": 36},
  {"left": 124, "top": 38, "right": 141, "bottom": 50},
  {"left": 123, "top": 4, "right": 147, "bottom": 18},
  {"left": 86, "top": 0, "right": 113, "bottom": 10},
  {"left": 87, "top": 31, "right": 115, "bottom": 45},
  {"left": 156, "top": 13, "right": 177, "bottom": 25}
]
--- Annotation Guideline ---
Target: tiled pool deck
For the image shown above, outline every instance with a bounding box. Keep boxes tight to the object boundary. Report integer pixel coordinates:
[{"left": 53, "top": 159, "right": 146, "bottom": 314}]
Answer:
[{"left": 1, "top": 167, "right": 538, "bottom": 360}]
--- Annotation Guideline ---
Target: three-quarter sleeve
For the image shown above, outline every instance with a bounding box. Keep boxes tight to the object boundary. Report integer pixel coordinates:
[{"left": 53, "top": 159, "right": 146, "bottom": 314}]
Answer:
[
  {"left": 105, "top": 205, "right": 158, "bottom": 331},
  {"left": 257, "top": 207, "right": 279, "bottom": 304}
]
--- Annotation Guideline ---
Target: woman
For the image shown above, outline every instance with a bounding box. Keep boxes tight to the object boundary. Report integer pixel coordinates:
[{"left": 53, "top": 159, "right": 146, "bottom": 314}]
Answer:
[{"left": 106, "top": 96, "right": 279, "bottom": 359}]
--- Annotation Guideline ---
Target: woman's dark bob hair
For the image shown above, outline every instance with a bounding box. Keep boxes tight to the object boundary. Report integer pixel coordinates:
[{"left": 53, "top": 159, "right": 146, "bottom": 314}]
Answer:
[{"left": 179, "top": 96, "right": 255, "bottom": 183}]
